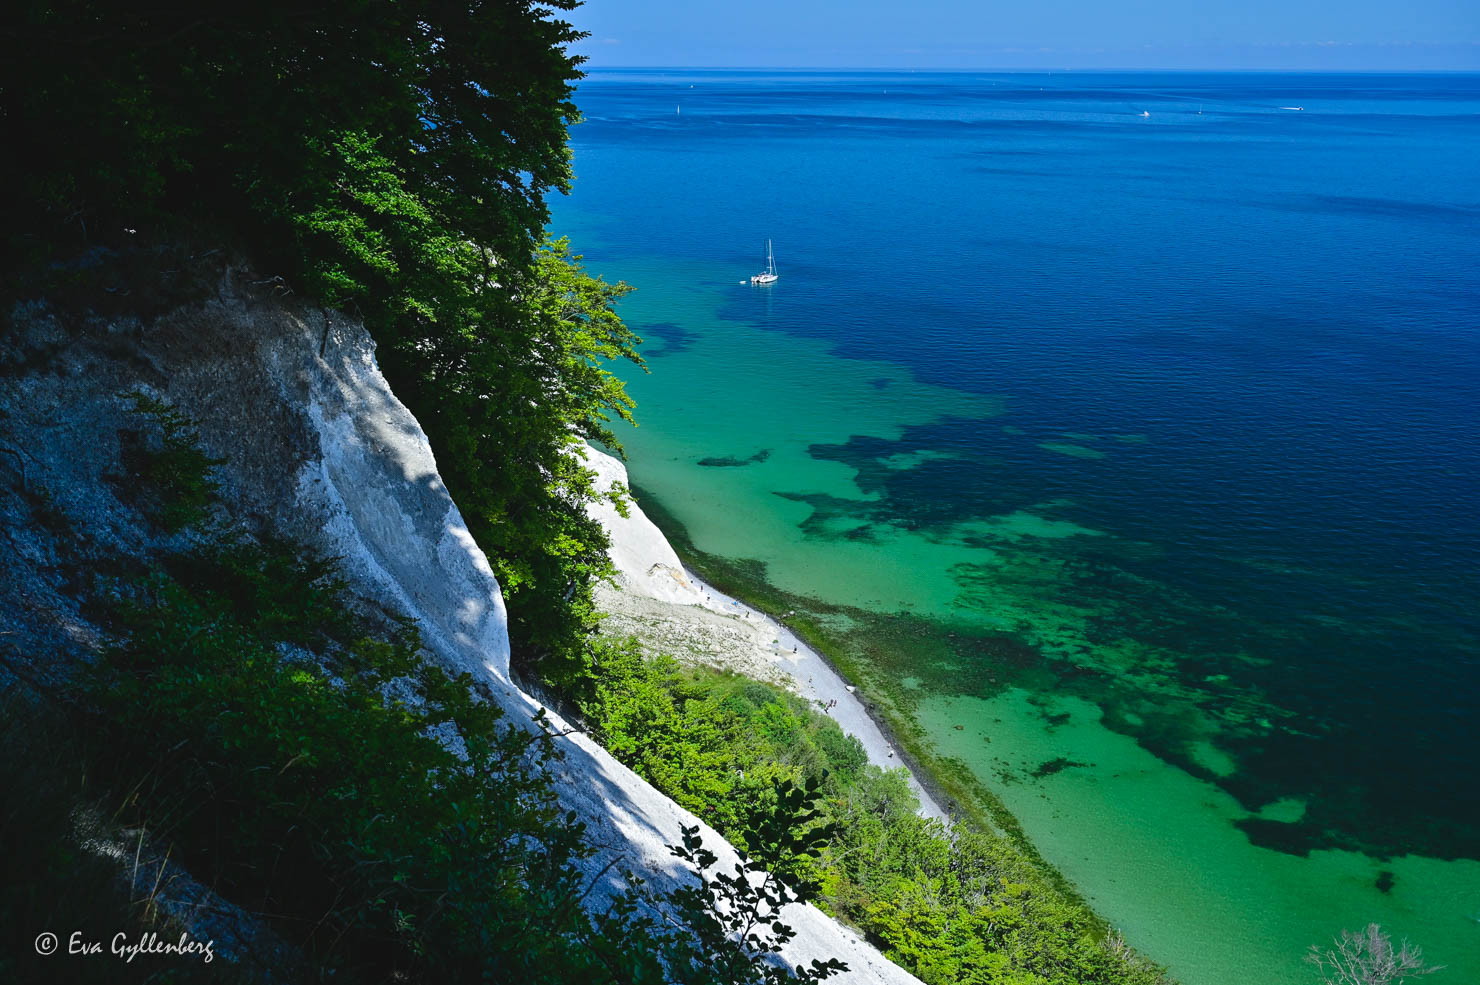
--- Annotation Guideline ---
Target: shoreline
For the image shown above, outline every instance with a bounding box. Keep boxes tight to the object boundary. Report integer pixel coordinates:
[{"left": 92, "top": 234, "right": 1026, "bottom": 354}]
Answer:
[
  {"left": 614, "top": 473, "right": 1113, "bottom": 926},
  {"left": 603, "top": 470, "right": 1480, "bottom": 985},
  {"left": 582, "top": 445, "right": 951, "bottom": 825},
  {"left": 583, "top": 442, "right": 1128, "bottom": 939},
  {"left": 659, "top": 565, "right": 954, "bottom": 827}
]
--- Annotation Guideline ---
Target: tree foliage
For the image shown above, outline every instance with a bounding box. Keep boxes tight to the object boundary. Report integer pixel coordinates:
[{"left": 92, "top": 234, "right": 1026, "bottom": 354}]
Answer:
[
  {"left": 578, "top": 642, "right": 1173, "bottom": 985},
  {"left": 2, "top": 0, "right": 582, "bottom": 280},
  {"left": 122, "top": 390, "right": 226, "bottom": 533},
  {"left": 97, "top": 539, "right": 589, "bottom": 980},
  {"left": 664, "top": 824, "right": 848, "bottom": 985},
  {"left": 394, "top": 238, "right": 641, "bottom": 677},
  {"left": 82, "top": 526, "right": 839, "bottom": 984},
  {"left": 2, "top": 0, "right": 645, "bottom": 678}
]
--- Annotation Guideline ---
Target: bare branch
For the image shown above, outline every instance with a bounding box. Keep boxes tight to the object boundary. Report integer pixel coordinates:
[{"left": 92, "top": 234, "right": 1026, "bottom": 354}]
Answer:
[{"left": 1306, "top": 923, "right": 1444, "bottom": 985}]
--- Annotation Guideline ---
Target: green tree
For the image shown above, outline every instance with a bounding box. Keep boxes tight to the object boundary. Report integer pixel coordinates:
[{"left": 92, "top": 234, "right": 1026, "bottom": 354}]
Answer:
[
  {"left": 2, "top": 0, "right": 584, "bottom": 284},
  {"left": 577, "top": 645, "right": 1173, "bottom": 985},
  {"left": 393, "top": 238, "right": 641, "bottom": 679}
]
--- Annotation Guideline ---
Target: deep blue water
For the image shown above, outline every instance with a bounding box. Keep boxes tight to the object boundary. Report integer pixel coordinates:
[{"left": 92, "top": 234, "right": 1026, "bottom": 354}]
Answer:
[{"left": 552, "top": 72, "right": 1480, "bottom": 862}]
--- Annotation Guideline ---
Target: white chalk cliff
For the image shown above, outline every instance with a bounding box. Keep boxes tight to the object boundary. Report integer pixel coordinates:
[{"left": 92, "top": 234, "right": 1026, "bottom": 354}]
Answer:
[{"left": 0, "top": 271, "right": 921, "bottom": 984}]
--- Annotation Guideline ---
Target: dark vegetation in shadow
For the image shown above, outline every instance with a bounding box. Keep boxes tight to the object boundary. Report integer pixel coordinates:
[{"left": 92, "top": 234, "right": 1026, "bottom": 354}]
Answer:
[
  {"left": 0, "top": 696, "right": 259, "bottom": 985},
  {"left": 1, "top": 397, "right": 846, "bottom": 984}
]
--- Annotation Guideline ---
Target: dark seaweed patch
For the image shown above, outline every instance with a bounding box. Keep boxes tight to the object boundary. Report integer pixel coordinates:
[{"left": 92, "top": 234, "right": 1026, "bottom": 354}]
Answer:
[
  {"left": 638, "top": 410, "right": 1480, "bottom": 864},
  {"left": 697, "top": 448, "right": 771, "bottom": 468},
  {"left": 1234, "top": 818, "right": 1318, "bottom": 857},
  {"left": 635, "top": 320, "right": 694, "bottom": 357},
  {"left": 1031, "top": 757, "right": 1091, "bottom": 779},
  {"left": 772, "top": 490, "right": 896, "bottom": 542}
]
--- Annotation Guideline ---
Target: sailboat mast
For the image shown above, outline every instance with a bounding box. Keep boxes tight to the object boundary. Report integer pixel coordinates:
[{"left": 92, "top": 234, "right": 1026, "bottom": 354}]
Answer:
[{"left": 749, "top": 239, "right": 778, "bottom": 284}]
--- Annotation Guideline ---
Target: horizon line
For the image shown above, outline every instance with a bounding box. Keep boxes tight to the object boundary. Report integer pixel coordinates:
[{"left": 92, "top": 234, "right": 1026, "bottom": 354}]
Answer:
[{"left": 578, "top": 64, "right": 1480, "bottom": 74}]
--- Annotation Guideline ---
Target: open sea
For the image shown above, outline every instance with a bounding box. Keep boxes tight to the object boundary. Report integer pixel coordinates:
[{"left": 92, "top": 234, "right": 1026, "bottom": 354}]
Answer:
[{"left": 549, "top": 70, "right": 1480, "bottom": 985}]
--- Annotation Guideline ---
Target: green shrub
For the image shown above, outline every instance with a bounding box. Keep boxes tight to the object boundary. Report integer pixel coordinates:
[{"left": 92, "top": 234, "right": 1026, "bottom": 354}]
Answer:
[
  {"left": 0, "top": 696, "right": 251, "bottom": 985},
  {"left": 84, "top": 540, "right": 842, "bottom": 984},
  {"left": 122, "top": 392, "right": 224, "bottom": 533},
  {"left": 576, "top": 644, "right": 1171, "bottom": 985},
  {"left": 95, "top": 543, "right": 579, "bottom": 979}
]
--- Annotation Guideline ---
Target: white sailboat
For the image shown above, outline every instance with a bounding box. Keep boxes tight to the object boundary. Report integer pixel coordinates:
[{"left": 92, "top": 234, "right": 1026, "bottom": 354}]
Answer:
[{"left": 750, "top": 240, "right": 778, "bottom": 285}]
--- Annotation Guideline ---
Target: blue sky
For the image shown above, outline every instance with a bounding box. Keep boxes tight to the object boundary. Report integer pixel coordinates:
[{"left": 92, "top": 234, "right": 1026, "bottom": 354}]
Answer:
[{"left": 567, "top": 0, "right": 1479, "bottom": 70}]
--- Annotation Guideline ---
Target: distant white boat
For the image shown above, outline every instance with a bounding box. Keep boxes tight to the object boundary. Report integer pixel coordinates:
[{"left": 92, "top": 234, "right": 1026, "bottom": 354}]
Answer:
[
  {"left": 1139, "top": 110, "right": 1150, "bottom": 118},
  {"left": 1280, "top": 106, "right": 1305, "bottom": 111},
  {"left": 750, "top": 240, "right": 778, "bottom": 285}
]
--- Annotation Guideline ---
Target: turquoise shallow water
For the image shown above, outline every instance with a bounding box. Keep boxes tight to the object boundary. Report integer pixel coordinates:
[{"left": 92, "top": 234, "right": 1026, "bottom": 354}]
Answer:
[{"left": 551, "top": 71, "right": 1480, "bottom": 984}]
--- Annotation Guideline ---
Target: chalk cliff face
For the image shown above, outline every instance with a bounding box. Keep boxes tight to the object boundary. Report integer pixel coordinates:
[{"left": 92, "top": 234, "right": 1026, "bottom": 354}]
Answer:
[
  {"left": 582, "top": 443, "right": 708, "bottom": 606},
  {"left": 0, "top": 271, "right": 921, "bottom": 985}
]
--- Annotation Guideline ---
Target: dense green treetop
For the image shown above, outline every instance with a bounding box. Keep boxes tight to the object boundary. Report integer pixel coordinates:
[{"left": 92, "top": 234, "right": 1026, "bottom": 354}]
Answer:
[{"left": 2, "top": 0, "right": 582, "bottom": 277}]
